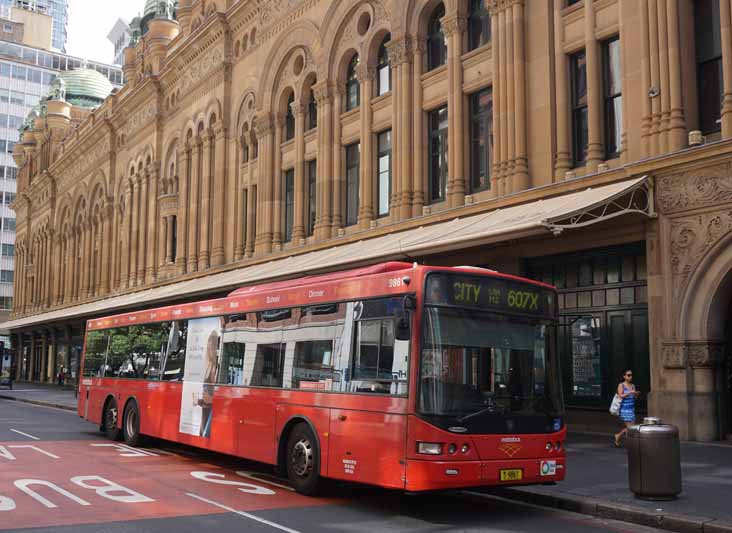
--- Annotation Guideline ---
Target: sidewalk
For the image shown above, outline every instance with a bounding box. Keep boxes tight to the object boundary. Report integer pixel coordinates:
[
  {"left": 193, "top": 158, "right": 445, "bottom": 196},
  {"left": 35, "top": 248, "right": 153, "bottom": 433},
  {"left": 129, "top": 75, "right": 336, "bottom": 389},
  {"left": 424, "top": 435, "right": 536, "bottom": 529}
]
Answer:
[
  {"left": 494, "top": 431, "right": 732, "bottom": 533},
  {"left": 2, "top": 385, "right": 731, "bottom": 532},
  {"left": 0, "top": 381, "right": 77, "bottom": 411}
]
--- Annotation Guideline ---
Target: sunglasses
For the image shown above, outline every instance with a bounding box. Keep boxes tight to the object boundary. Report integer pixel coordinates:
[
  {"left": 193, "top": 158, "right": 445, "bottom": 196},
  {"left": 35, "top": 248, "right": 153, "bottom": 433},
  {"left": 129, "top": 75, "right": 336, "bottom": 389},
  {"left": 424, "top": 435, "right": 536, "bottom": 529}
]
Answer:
[{"left": 625, "top": 373, "right": 633, "bottom": 377}]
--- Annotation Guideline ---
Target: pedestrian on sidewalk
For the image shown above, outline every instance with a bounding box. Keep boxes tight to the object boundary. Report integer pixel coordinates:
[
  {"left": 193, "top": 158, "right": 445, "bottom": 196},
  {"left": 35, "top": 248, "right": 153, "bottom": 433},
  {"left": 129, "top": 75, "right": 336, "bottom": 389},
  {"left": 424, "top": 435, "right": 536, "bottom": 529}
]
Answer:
[
  {"left": 614, "top": 369, "right": 640, "bottom": 447},
  {"left": 57, "top": 367, "right": 65, "bottom": 387}
]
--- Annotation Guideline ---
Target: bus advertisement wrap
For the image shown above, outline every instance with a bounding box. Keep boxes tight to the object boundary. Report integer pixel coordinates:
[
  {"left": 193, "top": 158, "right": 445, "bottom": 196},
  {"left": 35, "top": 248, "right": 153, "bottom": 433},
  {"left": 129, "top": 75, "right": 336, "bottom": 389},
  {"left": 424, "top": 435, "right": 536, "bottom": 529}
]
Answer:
[{"left": 179, "top": 317, "right": 222, "bottom": 438}]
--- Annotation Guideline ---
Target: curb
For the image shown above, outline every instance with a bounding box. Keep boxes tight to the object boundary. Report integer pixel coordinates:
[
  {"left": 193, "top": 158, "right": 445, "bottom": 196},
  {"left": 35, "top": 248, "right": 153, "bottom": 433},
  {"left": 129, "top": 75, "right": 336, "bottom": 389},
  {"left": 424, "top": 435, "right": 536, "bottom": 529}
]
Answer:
[
  {"left": 0, "top": 393, "right": 77, "bottom": 412},
  {"left": 486, "top": 488, "right": 732, "bottom": 533}
]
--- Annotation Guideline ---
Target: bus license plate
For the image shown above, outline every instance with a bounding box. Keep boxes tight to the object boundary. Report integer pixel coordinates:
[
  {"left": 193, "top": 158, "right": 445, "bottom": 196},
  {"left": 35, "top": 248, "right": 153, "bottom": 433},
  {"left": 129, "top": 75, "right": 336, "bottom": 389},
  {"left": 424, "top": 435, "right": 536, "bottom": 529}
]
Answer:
[{"left": 499, "top": 469, "right": 523, "bottom": 482}]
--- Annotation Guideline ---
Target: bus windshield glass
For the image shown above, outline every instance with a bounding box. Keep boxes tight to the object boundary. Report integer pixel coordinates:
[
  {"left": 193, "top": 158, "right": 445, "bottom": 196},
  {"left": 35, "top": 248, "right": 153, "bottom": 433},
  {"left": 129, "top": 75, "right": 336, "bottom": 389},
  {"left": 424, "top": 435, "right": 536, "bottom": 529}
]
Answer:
[{"left": 418, "top": 274, "right": 563, "bottom": 434}]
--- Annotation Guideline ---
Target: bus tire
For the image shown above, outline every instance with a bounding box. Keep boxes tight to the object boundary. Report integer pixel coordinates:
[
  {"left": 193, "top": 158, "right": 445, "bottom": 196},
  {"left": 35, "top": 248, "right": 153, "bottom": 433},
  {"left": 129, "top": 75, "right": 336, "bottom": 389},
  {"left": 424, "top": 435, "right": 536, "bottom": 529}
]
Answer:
[
  {"left": 122, "top": 400, "right": 145, "bottom": 447},
  {"left": 103, "top": 398, "right": 121, "bottom": 441},
  {"left": 286, "top": 422, "right": 323, "bottom": 496}
]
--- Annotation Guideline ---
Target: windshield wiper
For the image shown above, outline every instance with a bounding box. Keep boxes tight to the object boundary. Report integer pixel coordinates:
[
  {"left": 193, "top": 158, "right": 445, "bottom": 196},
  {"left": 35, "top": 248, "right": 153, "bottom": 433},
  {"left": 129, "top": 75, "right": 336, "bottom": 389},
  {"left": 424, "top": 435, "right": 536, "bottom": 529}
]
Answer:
[{"left": 457, "top": 404, "right": 507, "bottom": 423}]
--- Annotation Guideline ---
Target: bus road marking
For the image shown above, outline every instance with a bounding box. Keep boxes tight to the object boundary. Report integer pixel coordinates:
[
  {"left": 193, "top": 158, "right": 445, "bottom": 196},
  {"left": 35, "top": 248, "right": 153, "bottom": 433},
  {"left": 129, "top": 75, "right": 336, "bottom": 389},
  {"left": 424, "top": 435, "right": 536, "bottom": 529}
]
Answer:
[
  {"left": 235, "top": 471, "right": 295, "bottom": 492},
  {"left": 185, "top": 492, "right": 302, "bottom": 533},
  {"left": 9, "top": 429, "right": 40, "bottom": 440},
  {"left": 91, "top": 443, "right": 159, "bottom": 457}
]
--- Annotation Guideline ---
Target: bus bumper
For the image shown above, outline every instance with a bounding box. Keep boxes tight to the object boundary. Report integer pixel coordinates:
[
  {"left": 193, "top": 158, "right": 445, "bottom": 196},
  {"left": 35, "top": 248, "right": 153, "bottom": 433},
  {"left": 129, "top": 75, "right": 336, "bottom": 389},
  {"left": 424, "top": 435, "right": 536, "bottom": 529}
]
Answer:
[{"left": 404, "top": 456, "right": 566, "bottom": 492}]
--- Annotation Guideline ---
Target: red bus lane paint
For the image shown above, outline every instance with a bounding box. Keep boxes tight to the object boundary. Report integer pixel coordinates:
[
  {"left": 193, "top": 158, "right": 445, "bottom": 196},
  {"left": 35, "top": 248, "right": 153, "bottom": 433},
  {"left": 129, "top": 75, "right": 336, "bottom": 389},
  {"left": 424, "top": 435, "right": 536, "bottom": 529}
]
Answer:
[
  {"left": 78, "top": 262, "right": 566, "bottom": 494},
  {"left": 0, "top": 439, "right": 331, "bottom": 530}
]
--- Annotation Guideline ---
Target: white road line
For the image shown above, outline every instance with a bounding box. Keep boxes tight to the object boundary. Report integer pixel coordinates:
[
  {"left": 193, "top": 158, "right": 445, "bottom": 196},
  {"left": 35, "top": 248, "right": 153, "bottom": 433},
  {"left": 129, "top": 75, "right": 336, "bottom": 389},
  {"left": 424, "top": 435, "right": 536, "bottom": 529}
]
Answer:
[
  {"left": 185, "top": 492, "right": 302, "bottom": 533},
  {"left": 9, "top": 429, "right": 40, "bottom": 440}
]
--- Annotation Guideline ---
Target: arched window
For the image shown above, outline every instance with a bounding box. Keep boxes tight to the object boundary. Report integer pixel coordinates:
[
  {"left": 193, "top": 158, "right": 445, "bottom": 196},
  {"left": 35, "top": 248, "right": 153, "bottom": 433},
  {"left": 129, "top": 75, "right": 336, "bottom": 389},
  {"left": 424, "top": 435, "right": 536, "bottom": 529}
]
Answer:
[
  {"left": 307, "top": 78, "right": 317, "bottom": 130},
  {"left": 242, "top": 138, "right": 249, "bottom": 163},
  {"left": 468, "top": 0, "right": 491, "bottom": 51},
  {"left": 284, "top": 92, "right": 295, "bottom": 141},
  {"left": 427, "top": 3, "right": 446, "bottom": 71},
  {"left": 251, "top": 129, "right": 259, "bottom": 159},
  {"left": 377, "top": 34, "right": 391, "bottom": 96},
  {"left": 345, "top": 54, "right": 360, "bottom": 111}
]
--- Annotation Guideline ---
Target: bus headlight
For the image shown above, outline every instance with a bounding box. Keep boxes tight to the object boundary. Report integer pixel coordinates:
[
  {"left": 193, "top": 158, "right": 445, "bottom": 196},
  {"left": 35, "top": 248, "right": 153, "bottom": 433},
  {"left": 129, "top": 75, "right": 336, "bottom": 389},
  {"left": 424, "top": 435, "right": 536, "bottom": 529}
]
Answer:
[
  {"left": 545, "top": 442, "right": 553, "bottom": 451},
  {"left": 417, "top": 442, "right": 443, "bottom": 455}
]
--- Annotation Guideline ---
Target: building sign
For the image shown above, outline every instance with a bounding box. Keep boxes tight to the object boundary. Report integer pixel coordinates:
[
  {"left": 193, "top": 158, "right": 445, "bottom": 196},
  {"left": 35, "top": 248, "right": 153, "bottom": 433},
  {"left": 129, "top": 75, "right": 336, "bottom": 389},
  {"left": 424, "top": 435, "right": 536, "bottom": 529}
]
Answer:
[{"left": 570, "top": 317, "right": 602, "bottom": 397}]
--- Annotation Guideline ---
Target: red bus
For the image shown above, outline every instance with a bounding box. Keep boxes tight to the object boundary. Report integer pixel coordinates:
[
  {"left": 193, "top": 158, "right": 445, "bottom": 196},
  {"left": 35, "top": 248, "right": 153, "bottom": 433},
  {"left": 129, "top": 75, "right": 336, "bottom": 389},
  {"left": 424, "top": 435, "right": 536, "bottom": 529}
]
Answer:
[{"left": 78, "top": 262, "right": 565, "bottom": 494}]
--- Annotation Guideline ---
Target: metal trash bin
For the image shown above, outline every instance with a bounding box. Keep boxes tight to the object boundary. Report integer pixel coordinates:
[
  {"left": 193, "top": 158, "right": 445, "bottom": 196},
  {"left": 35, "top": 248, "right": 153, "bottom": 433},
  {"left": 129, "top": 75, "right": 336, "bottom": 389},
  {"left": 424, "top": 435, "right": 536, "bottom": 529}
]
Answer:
[{"left": 627, "top": 417, "right": 682, "bottom": 500}]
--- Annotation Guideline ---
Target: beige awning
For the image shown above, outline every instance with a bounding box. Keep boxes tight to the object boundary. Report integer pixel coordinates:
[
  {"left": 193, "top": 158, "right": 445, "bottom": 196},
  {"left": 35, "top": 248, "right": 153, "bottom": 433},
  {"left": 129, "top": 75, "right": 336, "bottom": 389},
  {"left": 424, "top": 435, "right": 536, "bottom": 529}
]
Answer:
[{"left": 0, "top": 176, "right": 651, "bottom": 331}]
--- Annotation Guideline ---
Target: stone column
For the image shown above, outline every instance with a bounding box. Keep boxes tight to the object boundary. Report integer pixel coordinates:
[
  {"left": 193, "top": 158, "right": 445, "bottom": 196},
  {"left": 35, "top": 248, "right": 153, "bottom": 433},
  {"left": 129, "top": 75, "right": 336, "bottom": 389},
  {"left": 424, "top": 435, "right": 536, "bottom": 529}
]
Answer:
[
  {"left": 199, "top": 132, "right": 212, "bottom": 270},
  {"left": 40, "top": 334, "right": 47, "bottom": 382},
  {"left": 720, "top": 0, "right": 732, "bottom": 137},
  {"left": 331, "top": 85, "right": 344, "bottom": 231},
  {"left": 398, "top": 38, "right": 413, "bottom": 219},
  {"left": 234, "top": 137, "right": 246, "bottom": 260},
  {"left": 512, "top": 1, "right": 529, "bottom": 191},
  {"left": 188, "top": 137, "right": 201, "bottom": 271},
  {"left": 584, "top": 0, "right": 603, "bottom": 170},
  {"left": 412, "top": 37, "right": 425, "bottom": 216},
  {"left": 245, "top": 181, "right": 255, "bottom": 257},
  {"left": 211, "top": 125, "right": 227, "bottom": 265},
  {"left": 129, "top": 179, "right": 141, "bottom": 286},
  {"left": 255, "top": 115, "right": 274, "bottom": 255},
  {"left": 176, "top": 146, "right": 190, "bottom": 273},
  {"left": 164, "top": 216, "right": 173, "bottom": 263},
  {"left": 386, "top": 39, "right": 401, "bottom": 217},
  {"left": 65, "top": 232, "right": 76, "bottom": 303},
  {"left": 137, "top": 176, "right": 149, "bottom": 284},
  {"left": 146, "top": 168, "right": 158, "bottom": 283},
  {"left": 293, "top": 101, "right": 306, "bottom": 241},
  {"left": 666, "top": 0, "right": 686, "bottom": 150},
  {"left": 313, "top": 81, "right": 333, "bottom": 240},
  {"left": 82, "top": 222, "right": 92, "bottom": 297},
  {"left": 121, "top": 187, "right": 133, "bottom": 288},
  {"left": 444, "top": 16, "right": 466, "bottom": 206},
  {"left": 28, "top": 334, "right": 35, "bottom": 382},
  {"left": 272, "top": 114, "right": 284, "bottom": 249},
  {"left": 357, "top": 66, "right": 374, "bottom": 229},
  {"left": 553, "top": 3, "right": 571, "bottom": 180},
  {"left": 100, "top": 207, "right": 112, "bottom": 294}
]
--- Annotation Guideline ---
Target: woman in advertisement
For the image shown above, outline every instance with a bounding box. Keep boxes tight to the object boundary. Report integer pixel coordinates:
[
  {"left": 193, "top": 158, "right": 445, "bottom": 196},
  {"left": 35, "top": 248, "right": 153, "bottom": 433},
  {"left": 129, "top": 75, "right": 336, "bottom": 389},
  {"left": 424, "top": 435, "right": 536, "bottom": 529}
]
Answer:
[{"left": 197, "top": 328, "right": 220, "bottom": 438}]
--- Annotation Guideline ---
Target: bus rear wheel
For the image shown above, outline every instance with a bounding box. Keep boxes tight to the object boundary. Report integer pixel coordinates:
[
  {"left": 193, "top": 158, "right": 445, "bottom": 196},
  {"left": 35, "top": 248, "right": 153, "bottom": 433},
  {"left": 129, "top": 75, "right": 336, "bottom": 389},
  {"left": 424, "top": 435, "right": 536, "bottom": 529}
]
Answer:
[
  {"left": 122, "top": 401, "right": 145, "bottom": 447},
  {"left": 286, "top": 423, "right": 323, "bottom": 496},
  {"left": 103, "top": 398, "right": 120, "bottom": 441}
]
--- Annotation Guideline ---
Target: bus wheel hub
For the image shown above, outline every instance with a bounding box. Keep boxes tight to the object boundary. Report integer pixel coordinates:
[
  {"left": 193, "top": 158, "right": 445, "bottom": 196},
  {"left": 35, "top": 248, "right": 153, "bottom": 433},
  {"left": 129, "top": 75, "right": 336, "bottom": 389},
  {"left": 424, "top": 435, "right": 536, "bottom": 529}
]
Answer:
[{"left": 291, "top": 438, "right": 313, "bottom": 478}]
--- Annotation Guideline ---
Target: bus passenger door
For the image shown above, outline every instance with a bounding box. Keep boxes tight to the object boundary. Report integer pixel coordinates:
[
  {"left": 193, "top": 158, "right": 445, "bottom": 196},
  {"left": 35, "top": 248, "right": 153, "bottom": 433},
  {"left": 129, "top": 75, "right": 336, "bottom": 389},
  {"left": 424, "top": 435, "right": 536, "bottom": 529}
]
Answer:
[{"left": 328, "top": 409, "right": 407, "bottom": 489}]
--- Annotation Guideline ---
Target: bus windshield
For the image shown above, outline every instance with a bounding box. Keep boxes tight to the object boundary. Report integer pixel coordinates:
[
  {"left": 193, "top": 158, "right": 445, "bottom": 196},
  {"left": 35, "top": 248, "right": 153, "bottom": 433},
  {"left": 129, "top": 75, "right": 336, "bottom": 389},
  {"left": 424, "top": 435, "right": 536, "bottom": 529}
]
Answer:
[{"left": 418, "top": 306, "right": 563, "bottom": 434}]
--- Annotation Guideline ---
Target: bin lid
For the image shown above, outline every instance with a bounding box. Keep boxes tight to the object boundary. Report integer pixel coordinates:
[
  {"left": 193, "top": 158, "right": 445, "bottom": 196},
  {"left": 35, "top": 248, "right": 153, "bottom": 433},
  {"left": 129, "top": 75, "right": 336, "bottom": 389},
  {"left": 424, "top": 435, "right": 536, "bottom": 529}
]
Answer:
[{"left": 627, "top": 423, "right": 679, "bottom": 438}]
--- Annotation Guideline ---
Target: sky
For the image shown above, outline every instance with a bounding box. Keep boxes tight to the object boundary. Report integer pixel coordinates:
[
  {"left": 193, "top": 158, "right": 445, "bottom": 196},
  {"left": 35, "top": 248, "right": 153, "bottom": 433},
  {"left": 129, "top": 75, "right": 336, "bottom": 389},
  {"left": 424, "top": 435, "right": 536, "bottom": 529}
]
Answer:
[{"left": 65, "top": 0, "right": 143, "bottom": 64}]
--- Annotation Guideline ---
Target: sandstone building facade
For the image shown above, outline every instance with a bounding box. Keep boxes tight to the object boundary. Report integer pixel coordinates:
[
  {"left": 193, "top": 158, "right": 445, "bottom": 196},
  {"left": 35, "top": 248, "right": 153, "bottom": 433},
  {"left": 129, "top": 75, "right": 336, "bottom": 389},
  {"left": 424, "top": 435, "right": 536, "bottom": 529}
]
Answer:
[{"left": 5, "top": 0, "right": 732, "bottom": 441}]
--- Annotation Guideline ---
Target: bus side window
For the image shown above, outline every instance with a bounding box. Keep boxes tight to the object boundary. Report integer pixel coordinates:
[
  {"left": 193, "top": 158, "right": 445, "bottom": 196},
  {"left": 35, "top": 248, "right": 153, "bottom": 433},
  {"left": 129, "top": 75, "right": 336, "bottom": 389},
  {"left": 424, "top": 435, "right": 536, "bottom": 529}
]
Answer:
[
  {"left": 249, "top": 309, "right": 291, "bottom": 388},
  {"left": 220, "top": 314, "right": 247, "bottom": 385},
  {"left": 107, "top": 327, "right": 130, "bottom": 378},
  {"left": 161, "top": 320, "right": 188, "bottom": 381},
  {"left": 291, "top": 304, "right": 340, "bottom": 391},
  {"left": 349, "top": 297, "right": 409, "bottom": 395},
  {"left": 82, "top": 330, "right": 110, "bottom": 378},
  {"left": 128, "top": 322, "right": 169, "bottom": 380}
]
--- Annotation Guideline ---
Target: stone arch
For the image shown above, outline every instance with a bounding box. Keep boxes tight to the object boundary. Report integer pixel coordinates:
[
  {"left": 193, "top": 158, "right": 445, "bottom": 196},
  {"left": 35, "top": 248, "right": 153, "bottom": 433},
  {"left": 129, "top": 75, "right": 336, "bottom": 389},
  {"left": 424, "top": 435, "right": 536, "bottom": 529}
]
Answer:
[
  {"left": 364, "top": 27, "right": 391, "bottom": 68},
  {"left": 319, "top": 0, "right": 391, "bottom": 80},
  {"left": 234, "top": 89, "right": 257, "bottom": 134},
  {"left": 204, "top": 97, "right": 223, "bottom": 129},
  {"left": 256, "top": 19, "right": 320, "bottom": 112},
  {"left": 404, "top": 0, "right": 450, "bottom": 37},
  {"left": 163, "top": 137, "right": 179, "bottom": 194}
]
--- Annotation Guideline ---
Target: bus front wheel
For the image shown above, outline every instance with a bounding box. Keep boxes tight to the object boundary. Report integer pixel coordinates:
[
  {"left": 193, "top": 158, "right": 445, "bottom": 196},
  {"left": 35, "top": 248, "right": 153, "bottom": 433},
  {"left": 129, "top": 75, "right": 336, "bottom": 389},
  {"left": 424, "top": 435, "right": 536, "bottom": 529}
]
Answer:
[
  {"left": 103, "top": 398, "right": 121, "bottom": 441},
  {"left": 286, "top": 423, "right": 323, "bottom": 496},
  {"left": 122, "top": 400, "right": 145, "bottom": 447}
]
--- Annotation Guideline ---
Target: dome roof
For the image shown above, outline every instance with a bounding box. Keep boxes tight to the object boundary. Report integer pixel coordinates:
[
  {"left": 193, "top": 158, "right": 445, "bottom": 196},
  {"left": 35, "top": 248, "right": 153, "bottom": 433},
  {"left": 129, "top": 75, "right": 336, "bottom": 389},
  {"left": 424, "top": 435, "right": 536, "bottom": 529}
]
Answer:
[{"left": 59, "top": 67, "right": 113, "bottom": 109}]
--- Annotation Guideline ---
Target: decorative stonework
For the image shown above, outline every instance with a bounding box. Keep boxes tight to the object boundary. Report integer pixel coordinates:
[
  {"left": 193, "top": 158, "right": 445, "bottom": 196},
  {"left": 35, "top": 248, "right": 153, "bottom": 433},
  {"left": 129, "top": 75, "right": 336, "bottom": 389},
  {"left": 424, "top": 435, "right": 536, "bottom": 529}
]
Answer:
[
  {"left": 119, "top": 100, "right": 158, "bottom": 139},
  {"left": 657, "top": 165, "right": 732, "bottom": 214},
  {"left": 662, "top": 340, "right": 724, "bottom": 369},
  {"left": 174, "top": 45, "right": 225, "bottom": 101},
  {"left": 257, "top": 0, "right": 299, "bottom": 25},
  {"left": 661, "top": 341, "right": 687, "bottom": 369},
  {"left": 57, "top": 137, "right": 111, "bottom": 190}
]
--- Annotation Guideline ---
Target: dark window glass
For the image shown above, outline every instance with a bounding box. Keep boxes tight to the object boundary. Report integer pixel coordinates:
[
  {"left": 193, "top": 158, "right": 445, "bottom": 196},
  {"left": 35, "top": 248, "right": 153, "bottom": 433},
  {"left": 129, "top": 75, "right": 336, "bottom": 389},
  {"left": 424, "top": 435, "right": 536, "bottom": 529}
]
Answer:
[
  {"left": 346, "top": 54, "right": 360, "bottom": 111},
  {"left": 3, "top": 218, "right": 15, "bottom": 231},
  {"left": 242, "top": 139, "right": 249, "bottom": 163},
  {"left": 160, "top": 321, "right": 188, "bottom": 381},
  {"left": 1, "top": 243, "right": 14, "bottom": 256},
  {"left": 429, "top": 106, "right": 449, "bottom": 202},
  {"left": 284, "top": 169, "right": 294, "bottom": 242},
  {"left": 82, "top": 330, "right": 109, "bottom": 377},
  {"left": 377, "top": 34, "right": 391, "bottom": 96},
  {"left": 571, "top": 50, "right": 588, "bottom": 166},
  {"left": 307, "top": 160, "right": 317, "bottom": 236},
  {"left": 695, "top": 0, "right": 722, "bottom": 134},
  {"left": 346, "top": 143, "right": 360, "bottom": 226},
  {"left": 377, "top": 130, "right": 391, "bottom": 217},
  {"left": 307, "top": 87, "right": 317, "bottom": 130},
  {"left": 470, "top": 88, "right": 492, "bottom": 192},
  {"left": 603, "top": 37, "right": 622, "bottom": 159},
  {"left": 427, "top": 3, "right": 447, "bottom": 70},
  {"left": 284, "top": 92, "right": 295, "bottom": 141},
  {"left": 221, "top": 315, "right": 246, "bottom": 385},
  {"left": 252, "top": 343, "right": 286, "bottom": 387},
  {"left": 468, "top": 0, "right": 491, "bottom": 51},
  {"left": 0, "top": 269, "right": 13, "bottom": 282},
  {"left": 170, "top": 216, "right": 177, "bottom": 262},
  {"left": 251, "top": 131, "right": 258, "bottom": 159}
]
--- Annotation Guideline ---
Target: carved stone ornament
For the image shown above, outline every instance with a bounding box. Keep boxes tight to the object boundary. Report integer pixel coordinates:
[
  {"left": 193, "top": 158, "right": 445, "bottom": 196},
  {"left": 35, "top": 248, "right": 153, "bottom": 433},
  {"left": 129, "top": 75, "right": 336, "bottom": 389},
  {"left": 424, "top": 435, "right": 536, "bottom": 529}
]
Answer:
[
  {"left": 686, "top": 341, "right": 724, "bottom": 368},
  {"left": 58, "top": 136, "right": 111, "bottom": 190},
  {"left": 656, "top": 164, "right": 732, "bottom": 214},
  {"left": 669, "top": 210, "right": 732, "bottom": 304},
  {"left": 119, "top": 100, "right": 157, "bottom": 139},
  {"left": 175, "top": 45, "right": 225, "bottom": 100},
  {"left": 661, "top": 341, "right": 687, "bottom": 369},
  {"left": 257, "top": 0, "right": 299, "bottom": 25}
]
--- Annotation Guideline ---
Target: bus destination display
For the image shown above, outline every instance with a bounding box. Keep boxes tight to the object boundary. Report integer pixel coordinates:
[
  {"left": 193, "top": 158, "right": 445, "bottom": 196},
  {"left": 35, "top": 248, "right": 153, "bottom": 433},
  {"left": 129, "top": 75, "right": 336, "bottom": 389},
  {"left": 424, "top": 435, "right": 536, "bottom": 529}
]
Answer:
[{"left": 425, "top": 273, "right": 555, "bottom": 317}]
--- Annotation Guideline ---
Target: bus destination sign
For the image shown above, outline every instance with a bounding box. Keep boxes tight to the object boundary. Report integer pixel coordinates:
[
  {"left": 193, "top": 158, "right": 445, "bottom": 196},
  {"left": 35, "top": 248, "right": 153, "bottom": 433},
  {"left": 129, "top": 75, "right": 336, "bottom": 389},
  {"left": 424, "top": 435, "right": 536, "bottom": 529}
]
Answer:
[{"left": 425, "top": 273, "right": 555, "bottom": 317}]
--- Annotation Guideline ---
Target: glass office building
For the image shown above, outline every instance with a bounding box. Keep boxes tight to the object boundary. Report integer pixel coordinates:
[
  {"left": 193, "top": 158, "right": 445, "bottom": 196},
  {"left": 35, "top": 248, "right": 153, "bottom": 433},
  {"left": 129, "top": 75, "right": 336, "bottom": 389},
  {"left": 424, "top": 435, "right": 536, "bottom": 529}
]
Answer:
[
  {"left": 0, "top": 0, "right": 68, "bottom": 52},
  {"left": 0, "top": 39, "right": 122, "bottom": 318}
]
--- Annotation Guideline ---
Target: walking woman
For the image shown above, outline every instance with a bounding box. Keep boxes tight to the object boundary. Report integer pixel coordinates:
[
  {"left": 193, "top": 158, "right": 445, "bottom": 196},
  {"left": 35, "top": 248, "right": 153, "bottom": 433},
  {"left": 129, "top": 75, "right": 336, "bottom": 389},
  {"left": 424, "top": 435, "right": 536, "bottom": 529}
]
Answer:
[{"left": 614, "top": 369, "right": 640, "bottom": 447}]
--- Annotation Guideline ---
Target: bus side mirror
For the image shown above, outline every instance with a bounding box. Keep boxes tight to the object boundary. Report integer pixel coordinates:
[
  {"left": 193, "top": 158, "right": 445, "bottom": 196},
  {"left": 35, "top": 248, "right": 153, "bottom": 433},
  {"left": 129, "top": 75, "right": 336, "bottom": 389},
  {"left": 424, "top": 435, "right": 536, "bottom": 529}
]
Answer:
[{"left": 394, "top": 295, "right": 416, "bottom": 341}]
